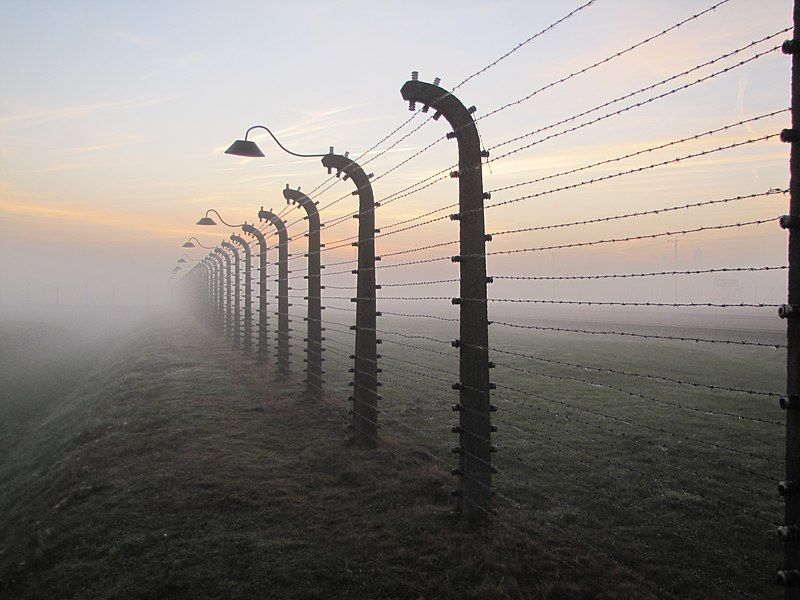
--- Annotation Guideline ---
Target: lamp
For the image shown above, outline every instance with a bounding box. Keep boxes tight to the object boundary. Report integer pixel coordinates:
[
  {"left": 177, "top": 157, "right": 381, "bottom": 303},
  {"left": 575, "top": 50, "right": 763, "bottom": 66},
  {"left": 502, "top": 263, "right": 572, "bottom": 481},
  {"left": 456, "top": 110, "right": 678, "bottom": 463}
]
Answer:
[
  {"left": 196, "top": 209, "right": 244, "bottom": 228},
  {"left": 226, "top": 125, "right": 327, "bottom": 159}
]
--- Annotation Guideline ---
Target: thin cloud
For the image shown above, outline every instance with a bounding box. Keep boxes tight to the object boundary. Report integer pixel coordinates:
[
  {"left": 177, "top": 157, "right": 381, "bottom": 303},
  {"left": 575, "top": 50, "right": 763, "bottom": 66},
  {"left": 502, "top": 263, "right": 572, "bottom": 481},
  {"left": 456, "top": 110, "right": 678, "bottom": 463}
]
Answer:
[
  {"left": 111, "top": 30, "right": 157, "bottom": 48},
  {"left": 301, "top": 103, "right": 370, "bottom": 118},
  {"left": 143, "top": 52, "right": 205, "bottom": 79},
  {"left": 737, "top": 75, "right": 756, "bottom": 133},
  {"left": 7, "top": 163, "right": 90, "bottom": 174},
  {"left": 68, "top": 137, "right": 143, "bottom": 154},
  {"left": 0, "top": 96, "right": 179, "bottom": 127}
]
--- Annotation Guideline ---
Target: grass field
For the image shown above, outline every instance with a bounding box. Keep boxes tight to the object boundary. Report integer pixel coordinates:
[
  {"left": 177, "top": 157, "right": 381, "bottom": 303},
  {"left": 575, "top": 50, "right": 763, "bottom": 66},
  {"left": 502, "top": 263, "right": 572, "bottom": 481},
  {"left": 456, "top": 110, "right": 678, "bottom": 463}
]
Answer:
[
  {"left": 303, "top": 309, "right": 785, "bottom": 600},
  {"left": 0, "top": 307, "right": 659, "bottom": 599}
]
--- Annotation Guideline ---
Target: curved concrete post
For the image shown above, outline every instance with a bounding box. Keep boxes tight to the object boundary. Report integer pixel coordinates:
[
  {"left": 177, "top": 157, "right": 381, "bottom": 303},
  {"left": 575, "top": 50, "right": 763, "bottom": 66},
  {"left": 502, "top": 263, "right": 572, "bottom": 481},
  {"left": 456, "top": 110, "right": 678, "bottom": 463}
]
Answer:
[
  {"left": 222, "top": 241, "right": 242, "bottom": 348},
  {"left": 258, "top": 208, "right": 290, "bottom": 379},
  {"left": 231, "top": 234, "right": 253, "bottom": 355},
  {"left": 199, "top": 259, "right": 211, "bottom": 323},
  {"left": 213, "top": 247, "right": 232, "bottom": 341},
  {"left": 242, "top": 223, "right": 268, "bottom": 362},
  {"left": 203, "top": 256, "right": 217, "bottom": 318},
  {"left": 283, "top": 185, "right": 322, "bottom": 400},
  {"left": 402, "top": 73, "right": 492, "bottom": 518},
  {"left": 321, "top": 150, "right": 378, "bottom": 447},
  {"left": 209, "top": 253, "right": 224, "bottom": 336},
  {"left": 204, "top": 257, "right": 217, "bottom": 326},
  {"left": 196, "top": 262, "right": 209, "bottom": 320}
]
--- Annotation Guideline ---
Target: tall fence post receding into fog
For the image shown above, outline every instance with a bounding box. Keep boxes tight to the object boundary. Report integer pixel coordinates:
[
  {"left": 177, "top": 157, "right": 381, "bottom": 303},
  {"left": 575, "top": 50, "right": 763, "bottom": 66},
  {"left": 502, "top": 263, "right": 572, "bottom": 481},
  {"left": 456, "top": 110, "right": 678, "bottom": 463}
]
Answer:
[
  {"left": 206, "top": 258, "right": 217, "bottom": 330},
  {"left": 258, "top": 208, "right": 291, "bottom": 378},
  {"left": 780, "top": 5, "right": 800, "bottom": 592},
  {"left": 283, "top": 185, "right": 323, "bottom": 401},
  {"left": 200, "top": 264, "right": 210, "bottom": 322},
  {"left": 231, "top": 234, "right": 253, "bottom": 355},
  {"left": 222, "top": 241, "right": 242, "bottom": 348},
  {"left": 402, "top": 73, "right": 493, "bottom": 518},
  {"left": 201, "top": 258, "right": 210, "bottom": 326},
  {"left": 210, "top": 253, "right": 225, "bottom": 336},
  {"left": 243, "top": 224, "right": 268, "bottom": 362},
  {"left": 321, "top": 149, "right": 379, "bottom": 447},
  {"left": 214, "top": 248, "right": 232, "bottom": 341}
]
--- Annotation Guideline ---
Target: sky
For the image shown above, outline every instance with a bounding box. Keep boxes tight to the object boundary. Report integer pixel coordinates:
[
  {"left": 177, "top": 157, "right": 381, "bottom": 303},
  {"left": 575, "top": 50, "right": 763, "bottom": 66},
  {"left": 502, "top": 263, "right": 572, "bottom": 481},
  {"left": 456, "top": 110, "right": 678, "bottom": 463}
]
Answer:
[{"left": 0, "top": 0, "right": 793, "bottom": 313}]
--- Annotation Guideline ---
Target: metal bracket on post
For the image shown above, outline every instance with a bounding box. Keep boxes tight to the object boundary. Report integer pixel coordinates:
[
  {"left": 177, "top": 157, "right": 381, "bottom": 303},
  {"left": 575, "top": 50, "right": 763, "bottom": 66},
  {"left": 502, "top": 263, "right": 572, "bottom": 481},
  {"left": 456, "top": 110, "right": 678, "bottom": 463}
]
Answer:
[
  {"left": 242, "top": 224, "right": 269, "bottom": 363},
  {"left": 401, "top": 72, "right": 492, "bottom": 518},
  {"left": 258, "top": 208, "right": 291, "bottom": 378},
  {"left": 321, "top": 150, "right": 379, "bottom": 447},
  {"left": 284, "top": 185, "right": 323, "bottom": 400},
  {"left": 222, "top": 241, "right": 242, "bottom": 349},
  {"left": 231, "top": 233, "right": 253, "bottom": 355},
  {"left": 782, "top": 14, "right": 800, "bottom": 594}
]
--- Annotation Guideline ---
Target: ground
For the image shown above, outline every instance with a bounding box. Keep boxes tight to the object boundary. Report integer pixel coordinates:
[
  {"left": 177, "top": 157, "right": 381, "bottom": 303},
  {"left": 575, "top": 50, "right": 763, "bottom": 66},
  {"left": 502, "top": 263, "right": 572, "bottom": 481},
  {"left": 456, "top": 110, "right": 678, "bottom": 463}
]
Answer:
[{"left": 0, "top": 308, "right": 655, "bottom": 600}]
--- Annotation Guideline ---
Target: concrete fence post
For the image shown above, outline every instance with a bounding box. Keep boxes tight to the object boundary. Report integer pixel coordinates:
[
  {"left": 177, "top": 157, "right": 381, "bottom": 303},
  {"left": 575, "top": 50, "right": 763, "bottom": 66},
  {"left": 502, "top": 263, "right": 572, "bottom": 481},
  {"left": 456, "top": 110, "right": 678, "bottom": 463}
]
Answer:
[
  {"left": 214, "top": 247, "right": 233, "bottom": 341},
  {"left": 779, "top": 8, "right": 800, "bottom": 592},
  {"left": 283, "top": 185, "right": 323, "bottom": 401},
  {"left": 321, "top": 149, "right": 379, "bottom": 447},
  {"left": 231, "top": 234, "right": 254, "bottom": 355},
  {"left": 401, "top": 72, "right": 493, "bottom": 518},
  {"left": 222, "top": 241, "right": 242, "bottom": 349},
  {"left": 242, "top": 224, "right": 269, "bottom": 362},
  {"left": 258, "top": 208, "right": 291, "bottom": 379}
]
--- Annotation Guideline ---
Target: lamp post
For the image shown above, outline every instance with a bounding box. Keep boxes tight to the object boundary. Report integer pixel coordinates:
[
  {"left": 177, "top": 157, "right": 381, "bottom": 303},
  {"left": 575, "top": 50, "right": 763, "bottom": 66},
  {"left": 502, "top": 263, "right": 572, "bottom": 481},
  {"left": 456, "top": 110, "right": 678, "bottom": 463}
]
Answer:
[
  {"left": 221, "top": 240, "right": 242, "bottom": 349},
  {"left": 230, "top": 233, "right": 254, "bottom": 355},
  {"left": 213, "top": 247, "right": 233, "bottom": 341},
  {"left": 206, "top": 253, "right": 221, "bottom": 334},
  {"left": 189, "top": 261, "right": 204, "bottom": 320},
  {"left": 197, "top": 264, "right": 210, "bottom": 319},
  {"left": 197, "top": 209, "right": 245, "bottom": 228},
  {"left": 202, "top": 256, "right": 217, "bottom": 329},
  {"left": 401, "top": 72, "right": 492, "bottom": 518},
  {"left": 226, "top": 125, "right": 380, "bottom": 446},
  {"left": 197, "top": 211, "right": 249, "bottom": 345},
  {"left": 183, "top": 237, "right": 216, "bottom": 250},
  {"left": 283, "top": 185, "right": 323, "bottom": 401},
  {"left": 257, "top": 207, "right": 291, "bottom": 379},
  {"left": 242, "top": 223, "right": 269, "bottom": 363}
]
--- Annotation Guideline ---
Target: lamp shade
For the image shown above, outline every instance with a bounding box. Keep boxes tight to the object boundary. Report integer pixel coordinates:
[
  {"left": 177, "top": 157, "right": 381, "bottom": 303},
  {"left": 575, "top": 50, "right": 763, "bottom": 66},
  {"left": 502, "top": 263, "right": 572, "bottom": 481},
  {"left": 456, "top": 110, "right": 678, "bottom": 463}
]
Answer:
[
  {"left": 196, "top": 217, "right": 216, "bottom": 226},
  {"left": 225, "top": 139, "right": 265, "bottom": 158},
  {"left": 183, "top": 241, "right": 195, "bottom": 248}
]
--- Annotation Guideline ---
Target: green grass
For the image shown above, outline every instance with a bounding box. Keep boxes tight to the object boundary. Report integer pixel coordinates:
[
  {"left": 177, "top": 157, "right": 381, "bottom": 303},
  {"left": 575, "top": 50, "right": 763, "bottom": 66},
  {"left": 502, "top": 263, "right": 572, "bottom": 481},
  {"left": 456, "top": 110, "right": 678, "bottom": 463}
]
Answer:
[
  {"left": 0, "top": 308, "right": 656, "bottom": 599},
  {"left": 313, "top": 313, "right": 784, "bottom": 600}
]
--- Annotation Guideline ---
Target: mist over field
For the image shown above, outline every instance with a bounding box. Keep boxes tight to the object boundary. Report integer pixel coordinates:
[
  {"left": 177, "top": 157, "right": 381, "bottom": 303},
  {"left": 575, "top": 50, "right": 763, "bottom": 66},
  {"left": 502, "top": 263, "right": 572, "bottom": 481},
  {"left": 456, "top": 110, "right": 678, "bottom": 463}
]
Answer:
[{"left": 1, "top": 0, "right": 797, "bottom": 598}]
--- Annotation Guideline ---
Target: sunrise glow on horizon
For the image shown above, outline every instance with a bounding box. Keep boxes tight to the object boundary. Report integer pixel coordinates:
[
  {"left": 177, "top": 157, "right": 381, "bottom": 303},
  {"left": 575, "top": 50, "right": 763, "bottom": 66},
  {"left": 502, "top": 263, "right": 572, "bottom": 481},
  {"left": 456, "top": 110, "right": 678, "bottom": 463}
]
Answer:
[{"left": 0, "top": 0, "right": 792, "bottom": 307}]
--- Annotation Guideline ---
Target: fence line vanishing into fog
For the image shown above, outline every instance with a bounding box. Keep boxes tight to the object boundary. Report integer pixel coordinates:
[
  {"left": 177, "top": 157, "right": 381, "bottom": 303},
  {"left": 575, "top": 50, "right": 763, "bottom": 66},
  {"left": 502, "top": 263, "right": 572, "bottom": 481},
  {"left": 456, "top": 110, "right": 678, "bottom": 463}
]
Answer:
[{"left": 174, "top": 2, "right": 800, "bottom": 598}]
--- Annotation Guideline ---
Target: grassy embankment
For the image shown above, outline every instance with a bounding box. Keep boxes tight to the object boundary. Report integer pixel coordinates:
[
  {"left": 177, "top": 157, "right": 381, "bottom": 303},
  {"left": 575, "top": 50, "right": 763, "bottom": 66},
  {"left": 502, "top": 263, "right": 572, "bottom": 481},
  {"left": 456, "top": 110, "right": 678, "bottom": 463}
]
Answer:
[{"left": 0, "top": 307, "right": 653, "bottom": 599}]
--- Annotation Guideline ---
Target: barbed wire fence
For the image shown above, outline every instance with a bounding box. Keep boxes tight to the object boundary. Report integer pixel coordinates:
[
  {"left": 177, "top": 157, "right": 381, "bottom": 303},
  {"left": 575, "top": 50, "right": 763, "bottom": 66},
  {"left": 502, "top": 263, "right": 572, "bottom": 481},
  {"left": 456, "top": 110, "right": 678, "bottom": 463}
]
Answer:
[{"left": 178, "top": 2, "right": 799, "bottom": 598}]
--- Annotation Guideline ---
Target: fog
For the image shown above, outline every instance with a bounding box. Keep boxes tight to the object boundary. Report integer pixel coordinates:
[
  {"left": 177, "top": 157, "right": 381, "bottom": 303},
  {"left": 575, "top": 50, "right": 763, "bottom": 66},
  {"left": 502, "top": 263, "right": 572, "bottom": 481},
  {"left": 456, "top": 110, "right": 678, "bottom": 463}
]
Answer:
[{"left": 0, "top": 241, "right": 178, "bottom": 307}]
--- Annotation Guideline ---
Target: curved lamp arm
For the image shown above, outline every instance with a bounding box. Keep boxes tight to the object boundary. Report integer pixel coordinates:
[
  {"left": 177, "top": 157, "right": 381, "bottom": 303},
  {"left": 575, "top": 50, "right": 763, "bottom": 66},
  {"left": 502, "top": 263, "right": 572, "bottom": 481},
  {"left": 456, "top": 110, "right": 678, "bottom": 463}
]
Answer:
[
  {"left": 226, "top": 124, "right": 329, "bottom": 159},
  {"left": 185, "top": 236, "right": 216, "bottom": 249},
  {"left": 200, "top": 209, "right": 245, "bottom": 228},
  {"left": 245, "top": 125, "right": 327, "bottom": 158}
]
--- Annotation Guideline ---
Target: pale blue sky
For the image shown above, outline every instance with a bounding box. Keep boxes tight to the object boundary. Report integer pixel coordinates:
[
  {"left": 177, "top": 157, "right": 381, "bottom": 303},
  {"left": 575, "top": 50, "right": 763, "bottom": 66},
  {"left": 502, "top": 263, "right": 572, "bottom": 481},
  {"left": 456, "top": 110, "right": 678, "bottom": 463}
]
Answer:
[{"left": 0, "top": 0, "right": 792, "bottom": 305}]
